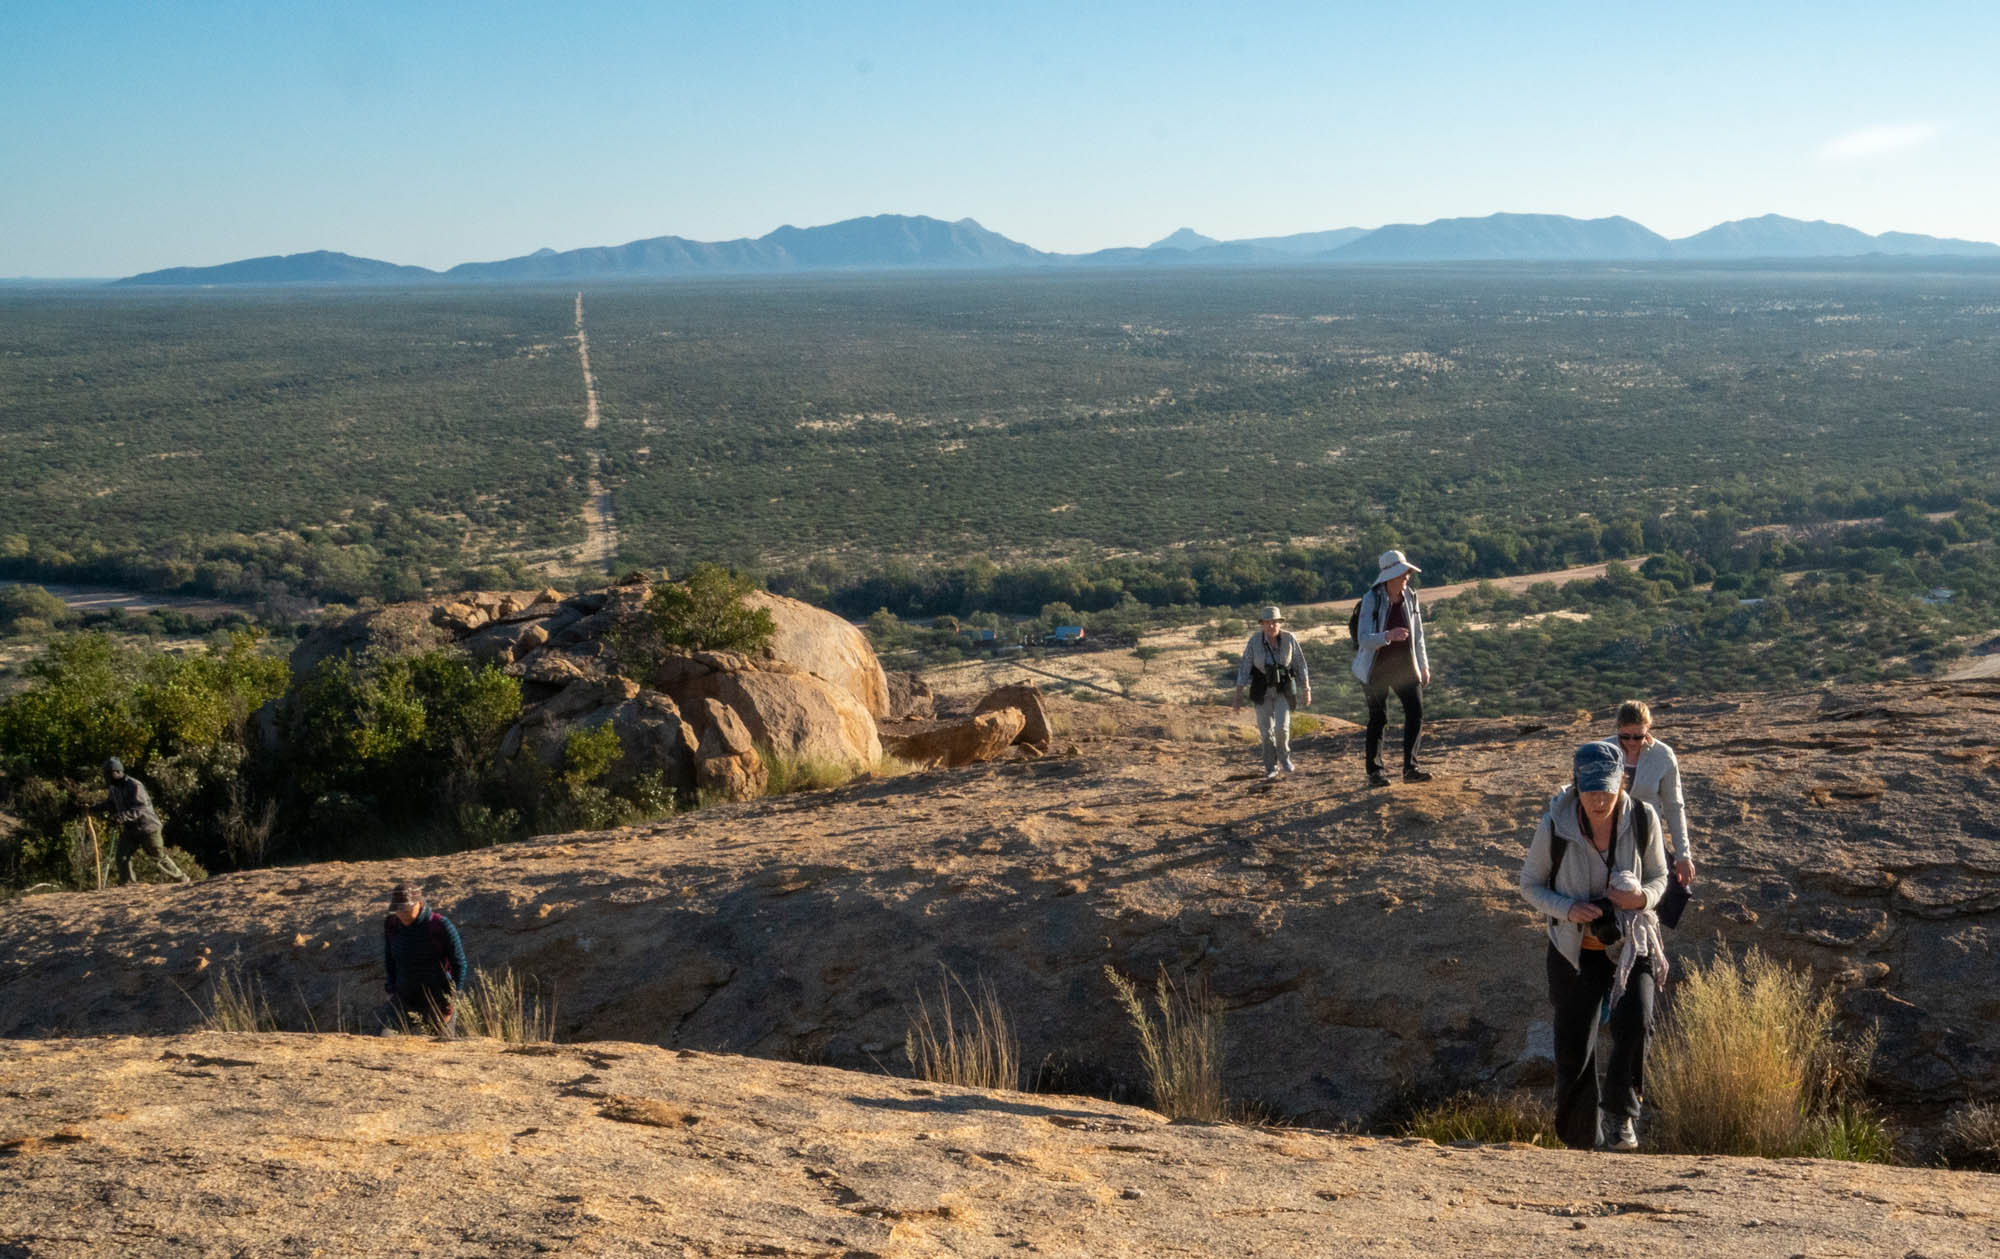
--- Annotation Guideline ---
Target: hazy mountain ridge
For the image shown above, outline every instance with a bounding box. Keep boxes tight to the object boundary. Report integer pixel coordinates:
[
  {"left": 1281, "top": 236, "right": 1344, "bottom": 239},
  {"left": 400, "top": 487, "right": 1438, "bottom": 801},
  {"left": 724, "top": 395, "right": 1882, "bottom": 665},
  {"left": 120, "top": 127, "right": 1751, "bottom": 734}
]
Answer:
[{"left": 115, "top": 212, "right": 2000, "bottom": 285}]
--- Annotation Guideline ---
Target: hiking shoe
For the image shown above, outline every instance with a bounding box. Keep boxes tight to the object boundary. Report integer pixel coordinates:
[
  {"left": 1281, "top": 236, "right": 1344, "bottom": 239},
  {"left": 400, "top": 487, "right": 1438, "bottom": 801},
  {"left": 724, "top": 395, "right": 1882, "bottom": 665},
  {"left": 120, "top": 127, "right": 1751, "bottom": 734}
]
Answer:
[
  {"left": 1366, "top": 768, "right": 1391, "bottom": 788},
  {"left": 1264, "top": 766, "right": 1282, "bottom": 781},
  {"left": 1607, "top": 1116, "right": 1638, "bottom": 1151},
  {"left": 1402, "top": 766, "right": 1433, "bottom": 783},
  {"left": 1281, "top": 758, "right": 1296, "bottom": 774}
]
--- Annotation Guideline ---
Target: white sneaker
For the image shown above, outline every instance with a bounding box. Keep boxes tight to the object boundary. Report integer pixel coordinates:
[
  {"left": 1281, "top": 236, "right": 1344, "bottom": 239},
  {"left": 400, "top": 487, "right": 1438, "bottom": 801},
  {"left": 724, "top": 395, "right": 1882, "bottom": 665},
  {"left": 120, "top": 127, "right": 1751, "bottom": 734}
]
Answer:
[
  {"left": 1607, "top": 1116, "right": 1638, "bottom": 1151},
  {"left": 1264, "top": 766, "right": 1281, "bottom": 780},
  {"left": 1281, "top": 758, "right": 1296, "bottom": 774}
]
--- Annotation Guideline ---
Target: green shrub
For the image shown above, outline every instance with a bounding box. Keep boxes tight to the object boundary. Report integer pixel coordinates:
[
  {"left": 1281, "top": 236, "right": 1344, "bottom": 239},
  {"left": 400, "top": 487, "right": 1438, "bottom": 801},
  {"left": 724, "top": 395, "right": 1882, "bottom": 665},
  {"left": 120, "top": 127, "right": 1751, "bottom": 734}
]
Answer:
[
  {"left": 639, "top": 564, "right": 776, "bottom": 655},
  {"left": 1104, "top": 964, "right": 1226, "bottom": 1121}
]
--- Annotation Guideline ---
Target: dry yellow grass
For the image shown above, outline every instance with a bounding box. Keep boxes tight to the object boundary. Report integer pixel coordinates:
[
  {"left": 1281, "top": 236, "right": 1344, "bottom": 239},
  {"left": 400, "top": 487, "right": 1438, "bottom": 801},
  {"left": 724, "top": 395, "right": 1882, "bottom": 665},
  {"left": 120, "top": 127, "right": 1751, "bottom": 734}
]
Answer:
[
  {"left": 1105, "top": 964, "right": 1226, "bottom": 1121},
  {"left": 905, "top": 969, "right": 1019, "bottom": 1091}
]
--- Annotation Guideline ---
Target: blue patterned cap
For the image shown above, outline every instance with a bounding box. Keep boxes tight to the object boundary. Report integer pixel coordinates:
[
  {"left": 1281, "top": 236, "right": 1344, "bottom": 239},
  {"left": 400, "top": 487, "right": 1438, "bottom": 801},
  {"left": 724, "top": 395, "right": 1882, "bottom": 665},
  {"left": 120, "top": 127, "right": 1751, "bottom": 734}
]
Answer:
[{"left": 1573, "top": 741, "right": 1624, "bottom": 793}]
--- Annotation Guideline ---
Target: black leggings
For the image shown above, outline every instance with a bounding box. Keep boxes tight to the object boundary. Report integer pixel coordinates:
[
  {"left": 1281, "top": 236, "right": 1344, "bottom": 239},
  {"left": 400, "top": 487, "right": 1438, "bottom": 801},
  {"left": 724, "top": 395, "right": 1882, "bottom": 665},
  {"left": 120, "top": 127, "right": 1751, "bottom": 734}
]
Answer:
[
  {"left": 1547, "top": 944, "right": 1655, "bottom": 1149},
  {"left": 1364, "top": 677, "right": 1424, "bottom": 772}
]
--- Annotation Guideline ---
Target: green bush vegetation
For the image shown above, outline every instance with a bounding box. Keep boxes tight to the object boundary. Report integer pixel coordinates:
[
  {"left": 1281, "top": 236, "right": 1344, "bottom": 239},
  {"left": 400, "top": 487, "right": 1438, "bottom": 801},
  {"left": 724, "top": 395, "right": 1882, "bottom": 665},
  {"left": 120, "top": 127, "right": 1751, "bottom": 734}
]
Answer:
[
  {"left": 1647, "top": 947, "right": 1890, "bottom": 1161},
  {"left": 1105, "top": 964, "right": 1227, "bottom": 1122},
  {"left": 627, "top": 564, "right": 775, "bottom": 659}
]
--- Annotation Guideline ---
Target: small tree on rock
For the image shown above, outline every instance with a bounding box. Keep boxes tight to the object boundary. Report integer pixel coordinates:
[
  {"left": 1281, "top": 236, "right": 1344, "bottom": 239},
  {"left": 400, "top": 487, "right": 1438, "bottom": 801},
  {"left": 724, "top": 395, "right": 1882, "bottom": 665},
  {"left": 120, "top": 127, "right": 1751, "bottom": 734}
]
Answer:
[{"left": 640, "top": 564, "right": 776, "bottom": 655}]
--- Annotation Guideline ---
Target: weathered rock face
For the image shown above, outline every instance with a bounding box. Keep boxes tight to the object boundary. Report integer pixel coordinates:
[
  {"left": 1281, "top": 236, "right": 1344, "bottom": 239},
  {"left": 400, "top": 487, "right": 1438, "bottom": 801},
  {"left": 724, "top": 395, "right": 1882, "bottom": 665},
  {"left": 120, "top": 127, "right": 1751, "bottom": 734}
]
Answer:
[
  {"left": 497, "top": 677, "right": 697, "bottom": 789},
  {"left": 7, "top": 1032, "right": 1997, "bottom": 1259},
  {"left": 4, "top": 680, "right": 1995, "bottom": 1138},
  {"left": 694, "top": 697, "right": 767, "bottom": 802},
  {"left": 884, "top": 708, "right": 1028, "bottom": 768},
  {"left": 744, "top": 590, "right": 891, "bottom": 719},
  {"left": 972, "top": 682, "right": 1053, "bottom": 750},
  {"left": 885, "top": 670, "right": 936, "bottom": 721},
  {"left": 670, "top": 666, "right": 883, "bottom": 769}
]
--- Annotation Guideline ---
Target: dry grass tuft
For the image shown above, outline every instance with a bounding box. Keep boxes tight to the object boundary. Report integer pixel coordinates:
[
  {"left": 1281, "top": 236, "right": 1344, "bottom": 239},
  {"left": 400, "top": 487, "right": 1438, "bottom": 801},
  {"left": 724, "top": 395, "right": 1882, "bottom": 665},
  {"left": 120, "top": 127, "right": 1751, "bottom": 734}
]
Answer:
[
  {"left": 906, "top": 969, "right": 1019, "bottom": 1091},
  {"left": 1648, "top": 947, "right": 1889, "bottom": 1160},
  {"left": 1939, "top": 1102, "right": 2000, "bottom": 1170},
  {"left": 455, "top": 968, "right": 557, "bottom": 1044},
  {"left": 1105, "top": 964, "right": 1226, "bottom": 1121},
  {"left": 202, "top": 961, "right": 278, "bottom": 1033},
  {"left": 600, "top": 1095, "right": 699, "bottom": 1128},
  {"left": 1403, "top": 1090, "right": 1558, "bottom": 1147}
]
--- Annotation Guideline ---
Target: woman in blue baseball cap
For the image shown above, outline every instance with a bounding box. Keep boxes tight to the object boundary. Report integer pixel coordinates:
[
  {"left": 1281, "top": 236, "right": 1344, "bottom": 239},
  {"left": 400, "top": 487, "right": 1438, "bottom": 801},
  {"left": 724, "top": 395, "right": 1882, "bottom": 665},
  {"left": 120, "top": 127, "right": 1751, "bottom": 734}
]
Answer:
[{"left": 1519, "top": 739, "right": 1669, "bottom": 1151}]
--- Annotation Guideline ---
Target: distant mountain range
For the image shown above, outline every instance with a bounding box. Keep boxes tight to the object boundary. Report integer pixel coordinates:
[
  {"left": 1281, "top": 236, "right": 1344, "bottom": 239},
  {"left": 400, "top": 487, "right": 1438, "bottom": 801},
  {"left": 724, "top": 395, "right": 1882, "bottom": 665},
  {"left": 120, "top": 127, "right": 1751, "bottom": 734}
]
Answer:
[{"left": 113, "top": 211, "right": 2000, "bottom": 286}]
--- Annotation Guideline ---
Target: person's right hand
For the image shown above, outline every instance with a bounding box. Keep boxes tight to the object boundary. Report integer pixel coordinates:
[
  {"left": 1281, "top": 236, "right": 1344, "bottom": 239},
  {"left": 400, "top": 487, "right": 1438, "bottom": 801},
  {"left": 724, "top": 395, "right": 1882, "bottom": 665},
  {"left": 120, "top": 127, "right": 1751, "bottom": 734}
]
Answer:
[
  {"left": 1566, "top": 901, "right": 1603, "bottom": 924},
  {"left": 1387, "top": 627, "right": 1410, "bottom": 643}
]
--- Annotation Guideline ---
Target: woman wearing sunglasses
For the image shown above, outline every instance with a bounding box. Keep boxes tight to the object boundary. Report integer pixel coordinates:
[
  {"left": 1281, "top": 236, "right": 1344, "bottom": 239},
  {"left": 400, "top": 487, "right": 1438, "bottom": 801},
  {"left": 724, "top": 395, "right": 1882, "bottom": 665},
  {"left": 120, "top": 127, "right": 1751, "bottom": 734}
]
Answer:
[{"left": 1615, "top": 700, "right": 1693, "bottom": 889}]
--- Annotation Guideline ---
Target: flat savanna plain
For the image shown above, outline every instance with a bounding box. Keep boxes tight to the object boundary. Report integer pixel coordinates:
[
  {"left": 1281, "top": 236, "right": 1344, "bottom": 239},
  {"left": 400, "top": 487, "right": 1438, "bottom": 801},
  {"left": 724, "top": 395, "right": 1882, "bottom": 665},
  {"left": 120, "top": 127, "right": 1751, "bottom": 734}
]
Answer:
[{"left": 3, "top": 266, "right": 1999, "bottom": 603}]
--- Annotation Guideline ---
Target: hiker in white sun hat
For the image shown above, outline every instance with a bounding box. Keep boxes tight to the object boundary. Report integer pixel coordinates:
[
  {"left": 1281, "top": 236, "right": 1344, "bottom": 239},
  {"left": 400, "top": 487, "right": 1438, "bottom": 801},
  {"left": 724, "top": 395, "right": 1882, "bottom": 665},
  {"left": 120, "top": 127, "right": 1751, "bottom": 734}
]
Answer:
[
  {"left": 1350, "top": 549, "right": 1432, "bottom": 787},
  {"left": 1234, "top": 604, "right": 1311, "bottom": 779}
]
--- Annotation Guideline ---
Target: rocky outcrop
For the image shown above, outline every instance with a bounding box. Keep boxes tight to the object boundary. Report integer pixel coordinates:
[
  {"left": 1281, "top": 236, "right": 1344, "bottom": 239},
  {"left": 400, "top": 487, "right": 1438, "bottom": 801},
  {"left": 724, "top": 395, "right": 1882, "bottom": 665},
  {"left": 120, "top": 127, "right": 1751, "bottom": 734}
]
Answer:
[
  {"left": 7, "top": 1032, "right": 1997, "bottom": 1259},
  {"left": 670, "top": 665, "right": 882, "bottom": 769},
  {"left": 883, "top": 707, "right": 1027, "bottom": 768},
  {"left": 693, "top": 697, "right": 766, "bottom": 802},
  {"left": 5, "top": 679, "right": 1995, "bottom": 1138},
  {"left": 274, "top": 577, "right": 893, "bottom": 791},
  {"left": 972, "top": 682, "right": 1053, "bottom": 750},
  {"left": 744, "top": 590, "right": 891, "bottom": 718},
  {"left": 885, "top": 670, "right": 936, "bottom": 720}
]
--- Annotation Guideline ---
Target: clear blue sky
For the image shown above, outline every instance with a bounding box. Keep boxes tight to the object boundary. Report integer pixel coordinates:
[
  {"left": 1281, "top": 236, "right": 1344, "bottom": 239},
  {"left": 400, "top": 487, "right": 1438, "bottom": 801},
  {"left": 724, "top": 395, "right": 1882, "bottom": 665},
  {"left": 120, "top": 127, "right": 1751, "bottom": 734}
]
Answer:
[{"left": 5, "top": 0, "right": 1997, "bottom": 276}]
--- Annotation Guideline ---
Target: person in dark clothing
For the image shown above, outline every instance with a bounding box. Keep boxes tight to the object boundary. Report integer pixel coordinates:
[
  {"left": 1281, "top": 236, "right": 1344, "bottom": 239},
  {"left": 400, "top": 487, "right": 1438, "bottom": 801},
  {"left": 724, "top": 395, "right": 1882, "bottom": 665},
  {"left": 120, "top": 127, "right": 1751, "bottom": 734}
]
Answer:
[
  {"left": 100, "top": 757, "right": 191, "bottom": 885},
  {"left": 382, "top": 882, "right": 469, "bottom": 1034},
  {"left": 1349, "top": 550, "right": 1433, "bottom": 787}
]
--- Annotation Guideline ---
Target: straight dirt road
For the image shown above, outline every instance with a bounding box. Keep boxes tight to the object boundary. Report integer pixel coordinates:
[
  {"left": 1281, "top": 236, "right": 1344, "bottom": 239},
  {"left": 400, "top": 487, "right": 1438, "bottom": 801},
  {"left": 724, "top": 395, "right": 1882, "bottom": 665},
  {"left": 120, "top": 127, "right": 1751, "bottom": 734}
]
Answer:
[{"left": 573, "top": 292, "right": 618, "bottom": 573}]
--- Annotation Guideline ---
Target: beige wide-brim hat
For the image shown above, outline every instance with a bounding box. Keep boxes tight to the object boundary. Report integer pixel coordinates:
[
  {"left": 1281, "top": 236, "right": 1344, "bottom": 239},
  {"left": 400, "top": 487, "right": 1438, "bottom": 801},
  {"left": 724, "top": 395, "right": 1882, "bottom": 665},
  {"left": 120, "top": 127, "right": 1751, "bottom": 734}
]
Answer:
[
  {"left": 1257, "top": 605, "right": 1284, "bottom": 623},
  {"left": 1373, "top": 549, "right": 1421, "bottom": 586}
]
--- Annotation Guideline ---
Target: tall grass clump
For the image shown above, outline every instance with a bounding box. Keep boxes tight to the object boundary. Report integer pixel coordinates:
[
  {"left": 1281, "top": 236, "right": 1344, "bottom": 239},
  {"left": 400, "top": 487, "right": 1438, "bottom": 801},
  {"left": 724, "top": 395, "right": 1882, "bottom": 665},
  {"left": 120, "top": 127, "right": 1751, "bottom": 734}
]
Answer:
[
  {"left": 1648, "top": 947, "right": 1888, "bottom": 1160},
  {"left": 1938, "top": 1102, "right": 2000, "bottom": 1171},
  {"left": 761, "top": 747, "right": 857, "bottom": 796},
  {"left": 454, "top": 968, "right": 557, "bottom": 1044},
  {"left": 905, "top": 968, "right": 1019, "bottom": 1091},
  {"left": 1402, "top": 1090, "right": 1558, "bottom": 1147},
  {"left": 1104, "top": 964, "right": 1225, "bottom": 1121},
  {"left": 202, "top": 961, "right": 278, "bottom": 1033}
]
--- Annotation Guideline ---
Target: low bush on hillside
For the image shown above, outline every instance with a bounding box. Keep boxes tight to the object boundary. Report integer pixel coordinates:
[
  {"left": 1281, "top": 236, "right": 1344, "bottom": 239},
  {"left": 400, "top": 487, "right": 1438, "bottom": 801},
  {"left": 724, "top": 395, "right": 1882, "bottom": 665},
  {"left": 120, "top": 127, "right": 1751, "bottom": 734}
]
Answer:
[
  {"left": 1105, "top": 964, "right": 1226, "bottom": 1122},
  {"left": 905, "top": 968, "right": 1019, "bottom": 1091},
  {"left": 1648, "top": 947, "right": 1891, "bottom": 1161}
]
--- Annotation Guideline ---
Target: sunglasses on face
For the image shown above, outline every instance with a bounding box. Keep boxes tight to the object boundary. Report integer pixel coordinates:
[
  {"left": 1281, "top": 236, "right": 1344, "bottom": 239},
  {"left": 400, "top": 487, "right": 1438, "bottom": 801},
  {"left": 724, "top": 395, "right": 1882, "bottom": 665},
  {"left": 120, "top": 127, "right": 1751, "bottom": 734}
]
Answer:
[{"left": 1616, "top": 733, "right": 1648, "bottom": 744}]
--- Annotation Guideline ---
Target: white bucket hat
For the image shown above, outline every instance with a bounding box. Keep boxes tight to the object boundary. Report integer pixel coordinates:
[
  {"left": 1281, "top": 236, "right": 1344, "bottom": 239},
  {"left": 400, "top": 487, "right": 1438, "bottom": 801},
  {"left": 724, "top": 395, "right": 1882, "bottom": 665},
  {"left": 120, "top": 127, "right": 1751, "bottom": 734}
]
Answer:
[
  {"left": 1374, "top": 549, "right": 1421, "bottom": 586},
  {"left": 1256, "top": 605, "right": 1284, "bottom": 623}
]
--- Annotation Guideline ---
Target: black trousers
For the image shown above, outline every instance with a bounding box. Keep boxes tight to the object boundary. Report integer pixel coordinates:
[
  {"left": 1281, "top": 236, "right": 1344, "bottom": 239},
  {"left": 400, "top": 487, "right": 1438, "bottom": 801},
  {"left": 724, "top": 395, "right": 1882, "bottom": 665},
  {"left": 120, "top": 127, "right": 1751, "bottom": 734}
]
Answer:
[
  {"left": 1547, "top": 943, "right": 1655, "bottom": 1149},
  {"left": 1363, "top": 665, "right": 1424, "bottom": 772}
]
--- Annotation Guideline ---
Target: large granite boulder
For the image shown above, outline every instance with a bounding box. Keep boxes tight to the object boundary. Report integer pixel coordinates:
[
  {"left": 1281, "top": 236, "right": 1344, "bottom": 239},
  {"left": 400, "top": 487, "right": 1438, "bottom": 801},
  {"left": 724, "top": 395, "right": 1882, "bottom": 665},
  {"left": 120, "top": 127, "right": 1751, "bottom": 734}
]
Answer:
[
  {"left": 972, "top": 683, "right": 1053, "bottom": 750},
  {"left": 669, "top": 666, "right": 882, "bottom": 769},
  {"left": 744, "top": 591, "right": 890, "bottom": 719},
  {"left": 497, "top": 678, "right": 696, "bottom": 790}
]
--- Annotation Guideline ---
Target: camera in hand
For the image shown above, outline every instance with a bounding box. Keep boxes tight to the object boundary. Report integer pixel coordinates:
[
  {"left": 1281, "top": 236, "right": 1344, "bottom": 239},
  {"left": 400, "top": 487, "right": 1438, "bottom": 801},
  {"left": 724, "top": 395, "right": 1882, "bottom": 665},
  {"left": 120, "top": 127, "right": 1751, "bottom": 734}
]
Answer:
[{"left": 1586, "top": 898, "right": 1623, "bottom": 946}]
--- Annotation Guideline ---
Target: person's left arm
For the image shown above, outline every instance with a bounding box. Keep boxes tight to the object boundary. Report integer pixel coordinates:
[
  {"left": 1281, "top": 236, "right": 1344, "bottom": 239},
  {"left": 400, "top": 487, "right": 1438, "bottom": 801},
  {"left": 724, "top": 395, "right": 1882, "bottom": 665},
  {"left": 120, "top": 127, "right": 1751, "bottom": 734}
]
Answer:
[
  {"left": 441, "top": 917, "right": 469, "bottom": 990},
  {"left": 1410, "top": 593, "right": 1432, "bottom": 684},
  {"left": 1635, "top": 802, "right": 1669, "bottom": 910},
  {"left": 1657, "top": 745, "right": 1692, "bottom": 867},
  {"left": 1288, "top": 633, "right": 1311, "bottom": 705}
]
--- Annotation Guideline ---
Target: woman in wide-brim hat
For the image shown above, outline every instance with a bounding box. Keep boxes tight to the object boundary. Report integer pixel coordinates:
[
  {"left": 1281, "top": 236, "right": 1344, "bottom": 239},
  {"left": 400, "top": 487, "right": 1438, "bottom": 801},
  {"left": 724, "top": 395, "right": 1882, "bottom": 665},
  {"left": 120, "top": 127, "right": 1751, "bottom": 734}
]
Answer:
[
  {"left": 1234, "top": 604, "right": 1312, "bottom": 778},
  {"left": 1349, "top": 549, "right": 1432, "bottom": 786}
]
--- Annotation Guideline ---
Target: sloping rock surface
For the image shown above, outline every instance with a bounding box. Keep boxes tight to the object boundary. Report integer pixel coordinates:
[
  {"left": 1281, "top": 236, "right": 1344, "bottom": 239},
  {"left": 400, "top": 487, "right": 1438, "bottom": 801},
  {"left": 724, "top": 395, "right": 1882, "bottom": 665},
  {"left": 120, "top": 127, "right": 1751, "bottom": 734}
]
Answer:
[
  {"left": 2, "top": 680, "right": 1996, "bottom": 1130},
  {"left": 4, "top": 1032, "right": 1997, "bottom": 1259}
]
